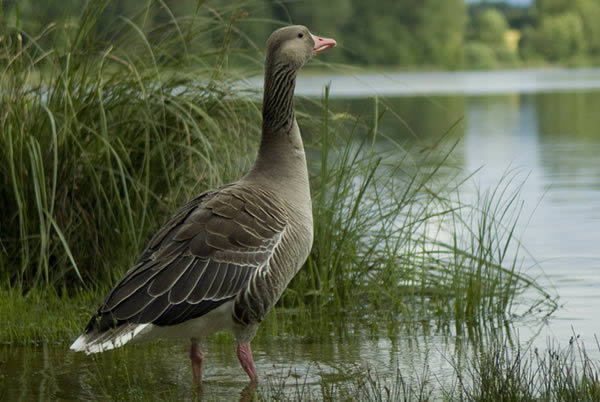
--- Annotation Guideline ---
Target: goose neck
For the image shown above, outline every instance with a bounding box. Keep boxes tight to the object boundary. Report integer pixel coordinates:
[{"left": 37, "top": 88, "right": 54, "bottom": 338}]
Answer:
[{"left": 261, "top": 61, "right": 297, "bottom": 136}]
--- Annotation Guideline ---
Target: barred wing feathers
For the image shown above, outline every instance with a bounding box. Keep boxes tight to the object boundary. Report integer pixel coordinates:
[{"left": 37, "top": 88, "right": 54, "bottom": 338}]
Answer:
[{"left": 74, "top": 186, "right": 288, "bottom": 351}]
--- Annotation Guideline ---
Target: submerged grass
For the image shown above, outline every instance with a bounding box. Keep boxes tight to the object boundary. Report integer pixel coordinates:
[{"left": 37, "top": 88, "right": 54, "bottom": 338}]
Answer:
[
  {"left": 451, "top": 335, "right": 600, "bottom": 401},
  {"left": 286, "top": 88, "right": 556, "bottom": 335},
  {"left": 3, "top": 332, "right": 597, "bottom": 401},
  {"left": 253, "top": 336, "right": 600, "bottom": 401}
]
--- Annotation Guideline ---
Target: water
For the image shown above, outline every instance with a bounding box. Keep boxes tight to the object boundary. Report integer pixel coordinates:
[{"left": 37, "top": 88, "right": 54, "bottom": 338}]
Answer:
[
  {"left": 2, "top": 70, "right": 600, "bottom": 399},
  {"left": 246, "top": 68, "right": 600, "bottom": 97},
  {"left": 461, "top": 93, "right": 600, "bottom": 349},
  {"left": 321, "top": 81, "right": 600, "bottom": 347}
]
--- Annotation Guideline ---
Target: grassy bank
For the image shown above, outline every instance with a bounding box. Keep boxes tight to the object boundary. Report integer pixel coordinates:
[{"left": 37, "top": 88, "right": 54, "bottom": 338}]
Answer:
[{"left": 0, "top": 287, "right": 103, "bottom": 344}]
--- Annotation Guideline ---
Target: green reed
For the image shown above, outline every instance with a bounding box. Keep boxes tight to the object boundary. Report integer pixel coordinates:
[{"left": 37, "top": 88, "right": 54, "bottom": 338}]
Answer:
[
  {"left": 282, "top": 88, "right": 556, "bottom": 334},
  {"left": 0, "top": 0, "right": 261, "bottom": 290},
  {"left": 450, "top": 335, "right": 600, "bottom": 401},
  {"left": 258, "top": 335, "right": 600, "bottom": 401}
]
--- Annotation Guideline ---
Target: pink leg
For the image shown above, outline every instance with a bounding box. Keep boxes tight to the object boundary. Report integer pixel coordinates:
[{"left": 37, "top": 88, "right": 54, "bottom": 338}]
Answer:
[
  {"left": 237, "top": 343, "right": 258, "bottom": 383},
  {"left": 190, "top": 340, "right": 204, "bottom": 385}
]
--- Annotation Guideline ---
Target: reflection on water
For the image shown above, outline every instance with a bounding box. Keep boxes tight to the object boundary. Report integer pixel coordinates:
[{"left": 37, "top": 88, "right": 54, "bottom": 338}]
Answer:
[
  {"left": 0, "top": 323, "right": 461, "bottom": 400},
  {"left": 2, "top": 79, "right": 600, "bottom": 399},
  {"left": 329, "top": 90, "right": 600, "bottom": 346},
  {"left": 292, "top": 68, "right": 600, "bottom": 97},
  {"left": 462, "top": 92, "right": 600, "bottom": 343}
]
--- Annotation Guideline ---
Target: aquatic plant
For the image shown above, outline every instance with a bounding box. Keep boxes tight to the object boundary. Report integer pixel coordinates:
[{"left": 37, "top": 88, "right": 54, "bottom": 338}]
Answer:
[
  {"left": 285, "top": 91, "right": 556, "bottom": 334},
  {"left": 451, "top": 334, "right": 600, "bottom": 401}
]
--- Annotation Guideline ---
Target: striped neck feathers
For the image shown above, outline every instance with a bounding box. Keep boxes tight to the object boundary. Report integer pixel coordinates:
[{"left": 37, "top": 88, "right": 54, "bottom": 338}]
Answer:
[
  {"left": 247, "top": 59, "right": 308, "bottom": 192},
  {"left": 262, "top": 61, "right": 297, "bottom": 136}
]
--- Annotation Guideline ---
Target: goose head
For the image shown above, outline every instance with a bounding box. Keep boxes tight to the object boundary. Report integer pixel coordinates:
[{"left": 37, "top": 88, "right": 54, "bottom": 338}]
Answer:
[{"left": 265, "top": 25, "right": 336, "bottom": 70}]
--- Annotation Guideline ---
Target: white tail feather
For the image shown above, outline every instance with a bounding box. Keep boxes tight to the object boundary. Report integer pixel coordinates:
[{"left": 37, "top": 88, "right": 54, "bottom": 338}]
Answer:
[{"left": 70, "top": 323, "right": 149, "bottom": 354}]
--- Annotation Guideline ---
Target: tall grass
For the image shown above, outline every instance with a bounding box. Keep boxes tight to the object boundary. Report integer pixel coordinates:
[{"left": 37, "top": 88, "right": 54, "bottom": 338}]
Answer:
[
  {"left": 254, "top": 335, "right": 600, "bottom": 401},
  {"left": 451, "top": 335, "right": 600, "bottom": 401},
  {"left": 0, "top": 0, "right": 261, "bottom": 289},
  {"left": 2, "top": 329, "right": 598, "bottom": 400},
  {"left": 283, "top": 88, "right": 556, "bottom": 332}
]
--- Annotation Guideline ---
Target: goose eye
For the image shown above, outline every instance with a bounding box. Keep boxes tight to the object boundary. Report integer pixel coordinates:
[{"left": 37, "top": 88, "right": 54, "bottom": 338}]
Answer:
[{"left": 298, "top": 33, "right": 304, "bottom": 38}]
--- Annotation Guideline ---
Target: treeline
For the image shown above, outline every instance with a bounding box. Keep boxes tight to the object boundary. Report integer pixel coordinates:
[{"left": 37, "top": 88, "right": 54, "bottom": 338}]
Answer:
[
  {"left": 519, "top": 0, "right": 600, "bottom": 64},
  {"left": 469, "top": 0, "right": 600, "bottom": 68},
  {"left": 2, "top": 0, "right": 599, "bottom": 69}
]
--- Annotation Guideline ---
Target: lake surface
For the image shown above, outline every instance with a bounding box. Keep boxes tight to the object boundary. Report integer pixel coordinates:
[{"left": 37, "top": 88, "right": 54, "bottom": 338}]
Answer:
[
  {"left": 316, "top": 71, "right": 600, "bottom": 350},
  {"left": 2, "top": 69, "right": 600, "bottom": 399}
]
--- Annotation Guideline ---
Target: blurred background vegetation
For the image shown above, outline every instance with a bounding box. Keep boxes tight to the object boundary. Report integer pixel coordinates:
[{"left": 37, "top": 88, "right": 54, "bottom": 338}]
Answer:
[{"left": 2, "top": 0, "right": 600, "bottom": 70}]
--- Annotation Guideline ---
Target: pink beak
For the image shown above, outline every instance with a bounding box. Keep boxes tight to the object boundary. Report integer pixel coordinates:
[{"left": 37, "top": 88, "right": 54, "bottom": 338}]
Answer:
[{"left": 311, "top": 33, "right": 337, "bottom": 55}]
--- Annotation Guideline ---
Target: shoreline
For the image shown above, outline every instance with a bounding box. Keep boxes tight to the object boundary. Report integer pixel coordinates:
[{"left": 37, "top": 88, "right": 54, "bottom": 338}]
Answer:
[{"left": 241, "top": 67, "right": 600, "bottom": 97}]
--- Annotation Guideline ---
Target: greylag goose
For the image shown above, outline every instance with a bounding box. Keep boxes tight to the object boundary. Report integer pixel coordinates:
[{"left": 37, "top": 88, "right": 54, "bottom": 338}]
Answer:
[{"left": 70, "top": 25, "right": 336, "bottom": 385}]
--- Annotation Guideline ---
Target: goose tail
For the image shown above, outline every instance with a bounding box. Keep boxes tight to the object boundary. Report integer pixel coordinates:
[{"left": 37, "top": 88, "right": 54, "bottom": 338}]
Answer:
[{"left": 70, "top": 323, "right": 149, "bottom": 354}]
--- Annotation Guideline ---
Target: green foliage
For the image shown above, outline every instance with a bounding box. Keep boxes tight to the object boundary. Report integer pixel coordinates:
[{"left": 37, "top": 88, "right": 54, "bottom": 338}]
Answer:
[
  {"left": 496, "top": 45, "right": 519, "bottom": 65},
  {"left": 520, "top": 0, "right": 600, "bottom": 64},
  {"left": 517, "top": 25, "right": 542, "bottom": 61},
  {"left": 574, "top": 0, "right": 600, "bottom": 57},
  {"left": 464, "top": 42, "right": 498, "bottom": 69},
  {"left": 412, "top": 0, "right": 467, "bottom": 68},
  {"left": 5, "top": 0, "right": 600, "bottom": 68},
  {"left": 535, "top": 12, "right": 585, "bottom": 62},
  {"left": 476, "top": 9, "right": 510, "bottom": 46},
  {"left": 467, "top": 8, "right": 518, "bottom": 68},
  {"left": 468, "top": 2, "right": 536, "bottom": 30},
  {"left": 536, "top": 0, "right": 572, "bottom": 15},
  {"left": 1, "top": 0, "right": 467, "bottom": 69}
]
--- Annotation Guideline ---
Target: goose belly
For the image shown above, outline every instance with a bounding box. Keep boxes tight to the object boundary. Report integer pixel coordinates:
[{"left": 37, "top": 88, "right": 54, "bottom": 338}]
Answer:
[{"left": 133, "top": 300, "right": 235, "bottom": 342}]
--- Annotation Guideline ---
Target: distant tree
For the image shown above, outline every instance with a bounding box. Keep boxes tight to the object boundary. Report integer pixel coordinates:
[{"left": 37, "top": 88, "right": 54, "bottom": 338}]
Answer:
[
  {"left": 574, "top": 0, "right": 600, "bottom": 57},
  {"left": 535, "top": 0, "right": 571, "bottom": 15},
  {"left": 535, "top": 12, "right": 585, "bottom": 61},
  {"left": 334, "top": 0, "right": 414, "bottom": 66},
  {"left": 476, "top": 9, "right": 510, "bottom": 46},
  {"left": 530, "top": 0, "right": 600, "bottom": 62},
  {"left": 286, "top": 0, "right": 467, "bottom": 68},
  {"left": 464, "top": 42, "right": 498, "bottom": 69},
  {"left": 518, "top": 25, "right": 543, "bottom": 61},
  {"left": 411, "top": 0, "right": 466, "bottom": 68},
  {"left": 468, "top": 2, "right": 536, "bottom": 30},
  {"left": 466, "top": 7, "right": 517, "bottom": 67},
  {"left": 279, "top": 0, "right": 352, "bottom": 34}
]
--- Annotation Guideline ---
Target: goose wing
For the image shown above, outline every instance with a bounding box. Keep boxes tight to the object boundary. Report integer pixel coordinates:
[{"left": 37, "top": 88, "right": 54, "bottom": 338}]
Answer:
[{"left": 86, "top": 185, "right": 288, "bottom": 333}]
